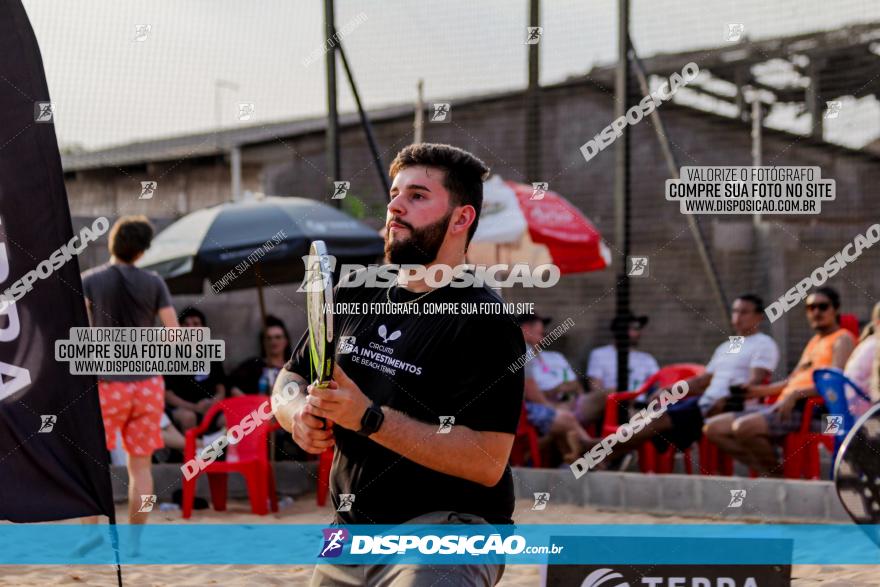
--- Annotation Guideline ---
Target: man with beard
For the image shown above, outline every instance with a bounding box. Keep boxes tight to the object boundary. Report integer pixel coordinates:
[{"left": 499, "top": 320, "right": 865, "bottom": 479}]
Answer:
[{"left": 272, "top": 144, "right": 525, "bottom": 586}]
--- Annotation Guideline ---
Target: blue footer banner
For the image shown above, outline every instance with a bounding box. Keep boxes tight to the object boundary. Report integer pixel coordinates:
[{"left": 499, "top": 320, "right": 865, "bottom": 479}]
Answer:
[{"left": 0, "top": 524, "right": 877, "bottom": 565}]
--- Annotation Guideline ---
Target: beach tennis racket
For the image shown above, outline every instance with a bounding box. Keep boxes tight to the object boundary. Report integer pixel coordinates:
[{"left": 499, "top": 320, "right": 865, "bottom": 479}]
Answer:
[
  {"left": 834, "top": 402, "right": 880, "bottom": 541},
  {"left": 306, "top": 240, "right": 335, "bottom": 388}
]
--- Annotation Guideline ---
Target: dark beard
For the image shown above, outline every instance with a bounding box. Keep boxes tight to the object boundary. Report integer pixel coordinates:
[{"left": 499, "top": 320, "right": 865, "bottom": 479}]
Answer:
[{"left": 385, "top": 211, "right": 452, "bottom": 265}]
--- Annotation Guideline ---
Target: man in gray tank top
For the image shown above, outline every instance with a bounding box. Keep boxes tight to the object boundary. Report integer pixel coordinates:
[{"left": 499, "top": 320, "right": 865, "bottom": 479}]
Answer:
[{"left": 79, "top": 216, "right": 178, "bottom": 535}]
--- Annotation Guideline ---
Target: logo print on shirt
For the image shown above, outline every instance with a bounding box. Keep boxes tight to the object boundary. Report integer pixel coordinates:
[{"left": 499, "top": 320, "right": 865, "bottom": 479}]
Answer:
[
  {"left": 378, "top": 324, "right": 402, "bottom": 344},
  {"left": 339, "top": 336, "right": 356, "bottom": 354}
]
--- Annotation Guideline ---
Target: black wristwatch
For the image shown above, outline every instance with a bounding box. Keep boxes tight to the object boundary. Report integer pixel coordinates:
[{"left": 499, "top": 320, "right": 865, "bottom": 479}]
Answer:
[{"left": 357, "top": 402, "right": 384, "bottom": 437}]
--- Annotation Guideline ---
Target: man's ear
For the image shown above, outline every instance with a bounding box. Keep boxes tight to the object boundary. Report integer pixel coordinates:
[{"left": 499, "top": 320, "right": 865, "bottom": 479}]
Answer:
[{"left": 451, "top": 205, "right": 476, "bottom": 236}]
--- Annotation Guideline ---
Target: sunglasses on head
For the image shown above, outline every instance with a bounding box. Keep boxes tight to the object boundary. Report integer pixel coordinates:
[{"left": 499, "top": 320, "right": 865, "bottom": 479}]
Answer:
[{"left": 806, "top": 302, "right": 831, "bottom": 312}]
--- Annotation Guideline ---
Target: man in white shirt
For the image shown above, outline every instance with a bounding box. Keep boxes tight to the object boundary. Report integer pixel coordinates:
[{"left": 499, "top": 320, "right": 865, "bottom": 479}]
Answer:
[
  {"left": 587, "top": 314, "right": 659, "bottom": 391},
  {"left": 579, "top": 314, "right": 660, "bottom": 427},
  {"left": 835, "top": 302, "right": 880, "bottom": 419},
  {"left": 525, "top": 347, "right": 580, "bottom": 398},
  {"left": 845, "top": 302, "right": 880, "bottom": 400},
  {"left": 648, "top": 294, "right": 779, "bottom": 452},
  {"left": 619, "top": 295, "right": 779, "bottom": 454}
]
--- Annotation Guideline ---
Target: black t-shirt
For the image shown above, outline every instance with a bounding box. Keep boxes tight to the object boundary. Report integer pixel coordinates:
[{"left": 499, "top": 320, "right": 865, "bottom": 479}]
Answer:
[
  {"left": 285, "top": 281, "right": 525, "bottom": 525},
  {"left": 164, "top": 361, "right": 227, "bottom": 405},
  {"left": 230, "top": 357, "right": 282, "bottom": 395}
]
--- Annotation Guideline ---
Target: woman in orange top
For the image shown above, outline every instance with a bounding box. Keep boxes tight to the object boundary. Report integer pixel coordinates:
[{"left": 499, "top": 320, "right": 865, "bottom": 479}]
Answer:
[{"left": 706, "top": 287, "right": 855, "bottom": 476}]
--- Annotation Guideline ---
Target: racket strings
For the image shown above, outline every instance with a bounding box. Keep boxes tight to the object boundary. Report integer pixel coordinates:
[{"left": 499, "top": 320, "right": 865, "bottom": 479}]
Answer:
[{"left": 838, "top": 430, "right": 880, "bottom": 522}]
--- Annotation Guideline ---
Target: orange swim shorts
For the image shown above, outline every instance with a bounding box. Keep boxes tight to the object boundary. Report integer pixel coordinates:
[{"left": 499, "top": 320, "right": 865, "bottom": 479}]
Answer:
[{"left": 97, "top": 376, "right": 165, "bottom": 457}]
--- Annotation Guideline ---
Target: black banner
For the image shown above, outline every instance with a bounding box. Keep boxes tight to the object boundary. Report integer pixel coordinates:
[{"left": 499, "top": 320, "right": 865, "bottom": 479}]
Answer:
[
  {"left": 0, "top": 0, "right": 114, "bottom": 522},
  {"left": 545, "top": 536, "right": 792, "bottom": 587},
  {"left": 547, "top": 565, "right": 791, "bottom": 587}
]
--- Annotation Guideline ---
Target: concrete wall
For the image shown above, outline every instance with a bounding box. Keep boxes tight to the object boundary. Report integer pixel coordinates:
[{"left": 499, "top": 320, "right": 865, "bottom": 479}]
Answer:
[{"left": 122, "top": 463, "right": 847, "bottom": 522}]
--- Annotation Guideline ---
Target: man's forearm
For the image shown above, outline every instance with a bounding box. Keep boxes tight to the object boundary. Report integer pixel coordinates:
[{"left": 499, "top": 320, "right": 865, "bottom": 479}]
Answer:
[
  {"left": 371, "top": 407, "right": 509, "bottom": 487},
  {"left": 748, "top": 379, "right": 787, "bottom": 398},
  {"left": 527, "top": 389, "right": 552, "bottom": 406},
  {"left": 165, "top": 390, "right": 196, "bottom": 410},
  {"left": 552, "top": 380, "right": 583, "bottom": 397},
  {"left": 271, "top": 368, "right": 309, "bottom": 432},
  {"left": 746, "top": 369, "right": 772, "bottom": 388},
  {"left": 524, "top": 378, "right": 551, "bottom": 405},
  {"left": 782, "top": 386, "right": 817, "bottom": 401},
  {"left": 684, "top": 373, "right": 712, "bottom": 397},
  {"left": 586, "top": 376, "right": 607, "bottom": 393}
]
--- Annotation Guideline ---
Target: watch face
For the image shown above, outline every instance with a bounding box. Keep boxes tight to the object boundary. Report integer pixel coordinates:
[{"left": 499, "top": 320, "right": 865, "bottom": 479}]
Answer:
[{"left": 364, "top": 408, "right": 382, "bottom": 430}]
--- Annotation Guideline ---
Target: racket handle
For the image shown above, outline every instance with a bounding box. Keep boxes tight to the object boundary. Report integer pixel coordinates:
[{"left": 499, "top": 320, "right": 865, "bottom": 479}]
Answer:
[{"left": 311, "top": 380, "right": 331, "bottom": 428}]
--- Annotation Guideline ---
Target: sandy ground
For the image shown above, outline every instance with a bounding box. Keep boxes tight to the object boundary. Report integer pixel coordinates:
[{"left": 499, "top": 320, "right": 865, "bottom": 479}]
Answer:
[{"left": 2, "top": 496, "right": 878, "bottom": 586}]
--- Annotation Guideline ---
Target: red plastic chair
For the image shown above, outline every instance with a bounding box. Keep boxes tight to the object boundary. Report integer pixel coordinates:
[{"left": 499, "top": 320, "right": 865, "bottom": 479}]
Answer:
[
  {"left": 700, "top": 374, "right": 774, "bottom": 476},
  {"left": 510, "top": 403, "right": 542, "bottom": 468},
  {"left": 316, "top": 447, "right": 334, "bottom": 506},
  {"left": 699, "top": 393, "right": 829, "bottom": 479},
  {"left": 602, "top": 363, "right": 705, "bottom": 473},
  {"left": 839, "top": 313, "right": 860, "bottom": 340},
  {"left": 783, "top": 396, "right": 833, "bottom": 480},
  {"left": 699, "top": 435, "right": 733, "bottom": 475},
  {"left": 182, "top": 396, "right": 279, "bottom": 518}
]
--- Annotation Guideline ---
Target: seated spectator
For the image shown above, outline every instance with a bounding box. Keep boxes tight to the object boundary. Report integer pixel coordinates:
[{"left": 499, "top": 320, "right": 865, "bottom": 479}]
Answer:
[
  {"left": 160, "top": 413, "right": 189, "bottom": 452},
  {"left": 519, "top": 313, "right": 593, "bottom": 463},
  {"left": 230, "top": 315, "right": 292, "bottom": 396},
  {"left": 620, "top": 294, "right": 779, "bottom": 455},
  {"left": 580, "top": 313, "right": 660, "bottom": 426},
  {"left": 844, "top": 302, "right": 880, "bottom": 398},
  {"left": 164, "top": 307, "right": 227, "bottom": 432},
  {"left": 705, "top": 287, "right": 856, "bottom": 476},
  {"left": 873, "top": 317, "right": 880, "bottom": 402}
]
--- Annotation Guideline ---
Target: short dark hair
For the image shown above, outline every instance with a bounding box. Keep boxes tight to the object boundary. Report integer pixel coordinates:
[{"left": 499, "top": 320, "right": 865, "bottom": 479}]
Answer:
[
  {"left": 811, "top": 286, "right": 841, "bottom": 310},
  {"left": 108, "top": 215, "right": 154, "bottom": 263},
  {"left": 388, "top": 143, "right": 490, "bottom": 247},
  {"left": 735, "top": 293, "right": 764, "bottom": 314},
  {"left": 179, "top": 306, "right": 207, "bottom": 325}
]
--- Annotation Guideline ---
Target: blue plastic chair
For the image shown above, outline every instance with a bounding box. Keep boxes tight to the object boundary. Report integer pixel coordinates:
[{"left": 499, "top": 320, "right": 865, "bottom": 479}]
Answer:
[{"left": 813, "top": 368, "right": 872, "bottom": 456}]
